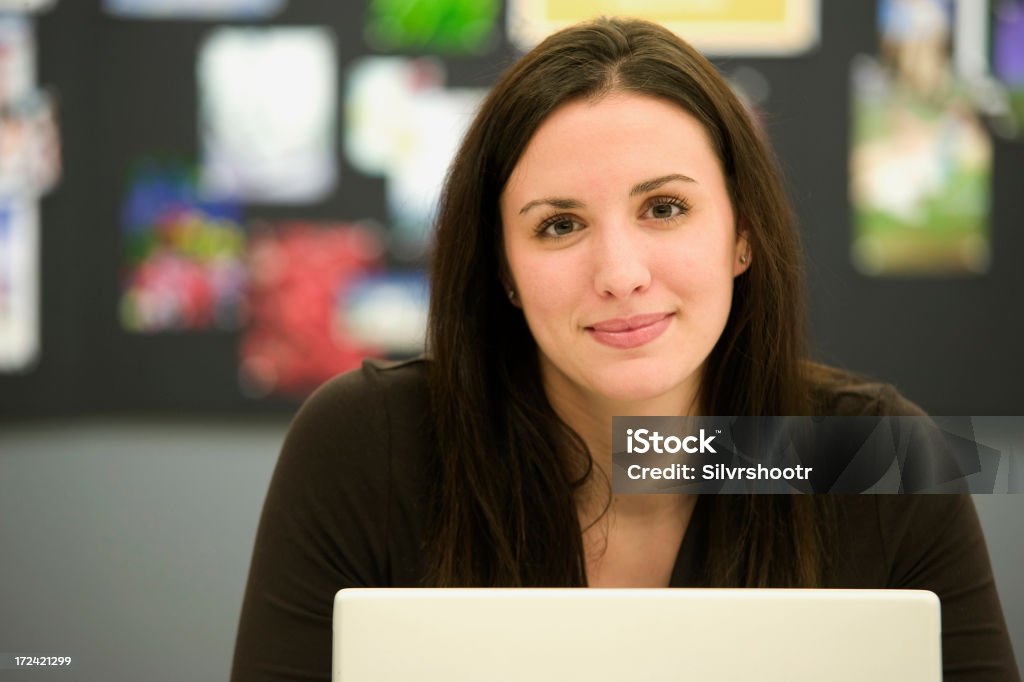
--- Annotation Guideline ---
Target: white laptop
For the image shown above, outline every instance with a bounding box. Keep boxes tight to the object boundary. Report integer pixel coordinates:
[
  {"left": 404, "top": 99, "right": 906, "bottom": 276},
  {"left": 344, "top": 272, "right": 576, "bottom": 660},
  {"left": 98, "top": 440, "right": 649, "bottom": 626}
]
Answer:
[{"left": 333, "top": 588, "right": 941, "bottom": 682}]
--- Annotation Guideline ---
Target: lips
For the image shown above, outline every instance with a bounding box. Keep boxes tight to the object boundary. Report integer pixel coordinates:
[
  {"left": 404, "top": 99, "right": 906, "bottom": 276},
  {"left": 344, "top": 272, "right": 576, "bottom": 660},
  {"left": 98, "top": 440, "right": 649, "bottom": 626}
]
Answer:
[
  {"left": 588, "top": 313, "right": 673, "bottom": 333},
  {"left": 585, "top": 312, "right": 674, "bottom": 349}
]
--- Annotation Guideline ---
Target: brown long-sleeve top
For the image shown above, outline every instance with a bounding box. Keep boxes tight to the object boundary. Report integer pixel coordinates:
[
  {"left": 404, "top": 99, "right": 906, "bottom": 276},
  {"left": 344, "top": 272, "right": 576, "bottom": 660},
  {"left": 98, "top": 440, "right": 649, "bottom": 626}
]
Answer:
[{"left": 231, "top": 359, "right": 1020, "bottom": 681}]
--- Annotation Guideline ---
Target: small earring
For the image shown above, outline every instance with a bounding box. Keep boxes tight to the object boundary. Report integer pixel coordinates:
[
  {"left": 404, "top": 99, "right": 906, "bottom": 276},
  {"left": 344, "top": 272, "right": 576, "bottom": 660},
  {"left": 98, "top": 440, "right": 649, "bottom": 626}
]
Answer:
[
  {"left": 739, "top": 254, "right": 750, "bottom": 265},
  {"left": 507, "top": 288, "right": 516, "bottom": 301}
]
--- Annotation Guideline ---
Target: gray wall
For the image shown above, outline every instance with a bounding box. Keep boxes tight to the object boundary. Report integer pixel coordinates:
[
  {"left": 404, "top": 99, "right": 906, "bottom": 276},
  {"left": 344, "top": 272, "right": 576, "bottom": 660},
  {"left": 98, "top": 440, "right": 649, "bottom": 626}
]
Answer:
[
  {"left": 0, "top": 420, "right": 284, "bottom": 682},
  {"left": 0, "top": 420, "right": 1021, "bottom": 681}
]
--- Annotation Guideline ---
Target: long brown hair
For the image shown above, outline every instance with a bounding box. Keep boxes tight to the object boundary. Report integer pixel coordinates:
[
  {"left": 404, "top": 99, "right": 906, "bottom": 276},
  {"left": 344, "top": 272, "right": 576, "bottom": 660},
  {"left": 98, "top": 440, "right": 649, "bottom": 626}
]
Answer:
[{"left": 426, "top": 16, "right": 833, "bottom": 588}]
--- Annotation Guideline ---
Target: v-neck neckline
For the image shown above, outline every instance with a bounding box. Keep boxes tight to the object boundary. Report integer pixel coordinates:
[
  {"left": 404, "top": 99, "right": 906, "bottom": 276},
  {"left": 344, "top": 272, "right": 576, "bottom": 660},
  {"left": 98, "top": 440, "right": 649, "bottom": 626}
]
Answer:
[{"left": 669, "top": 494, "right": 709, "bottom": 587}]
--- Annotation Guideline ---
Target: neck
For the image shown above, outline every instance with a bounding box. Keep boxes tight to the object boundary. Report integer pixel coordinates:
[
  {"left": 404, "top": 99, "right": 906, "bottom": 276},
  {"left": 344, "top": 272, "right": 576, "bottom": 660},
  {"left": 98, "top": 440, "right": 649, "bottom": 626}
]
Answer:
[
  {"left": 549, "top": 385, "right": 699, "bottom": 461},
  {"left": 541, "top": 363, "right": 700, "bottom": 519}
]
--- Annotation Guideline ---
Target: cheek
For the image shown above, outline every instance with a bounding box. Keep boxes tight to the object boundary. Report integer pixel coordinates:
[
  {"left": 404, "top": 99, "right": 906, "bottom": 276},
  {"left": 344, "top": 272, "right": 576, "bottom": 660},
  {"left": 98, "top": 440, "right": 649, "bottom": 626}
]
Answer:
[
  {"left": 515, "top": 259, "right": 582, "bottom": 328},
  {"left": 507, "top": 234, "right": 582, "bottom": 294},
  {"left": 506, "top": 248, "right": 592, "bottom": 350},
  {"left": 657, "top": 238, "right": 734, "bottom": 294},
  {"left": 655, "top": 242, "right": 736, "bottom": 333}
]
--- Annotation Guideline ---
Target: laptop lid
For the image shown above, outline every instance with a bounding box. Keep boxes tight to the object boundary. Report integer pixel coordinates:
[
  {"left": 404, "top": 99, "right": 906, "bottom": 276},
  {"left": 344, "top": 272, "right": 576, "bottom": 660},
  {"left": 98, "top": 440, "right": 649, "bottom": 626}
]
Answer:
[{"left": 333, "top": 588, "right": 941, "bottom": 682}]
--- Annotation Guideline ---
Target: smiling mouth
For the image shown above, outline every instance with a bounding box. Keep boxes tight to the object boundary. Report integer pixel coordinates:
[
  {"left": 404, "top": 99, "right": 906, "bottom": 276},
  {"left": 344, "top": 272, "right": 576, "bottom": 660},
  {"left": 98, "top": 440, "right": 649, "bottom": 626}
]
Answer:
[{"left": 585, "top": 313, "right": 674, "bottom": 349}]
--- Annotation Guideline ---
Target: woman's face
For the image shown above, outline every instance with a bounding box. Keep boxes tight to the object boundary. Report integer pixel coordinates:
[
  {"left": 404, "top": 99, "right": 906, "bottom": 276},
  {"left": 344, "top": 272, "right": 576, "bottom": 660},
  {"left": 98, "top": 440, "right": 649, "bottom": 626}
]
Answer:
[{"left": 500, "top": 92, "right": 749, "bottom": 412}]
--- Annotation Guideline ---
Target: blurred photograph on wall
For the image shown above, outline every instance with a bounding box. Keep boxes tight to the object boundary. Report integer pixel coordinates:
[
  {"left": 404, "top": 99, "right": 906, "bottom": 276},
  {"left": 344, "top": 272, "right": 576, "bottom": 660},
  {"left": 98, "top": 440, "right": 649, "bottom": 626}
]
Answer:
[
  {"left": 0, "top": 16, "right": 34, "bottom": 100},
  {"left": 364, "top": 0, "right": 500, "bottom": 54},
  {"left": 0, "top": 0, "right": 58, "bottom": 12},
  {"left": 119, "top": 161, "right": 247, "bottom": 333},
  {"left": 507, "top": 0, "right": 819, "bottom": 55},
  {"left": 103, "top": 0, "right": 283, "bottom": 19},
  {"left": 384, "top": 86, "right": 485, "bottom": 256},
  {"left": 0, "top": 91, "right": 62, "bottom": 198},
  {"left": 198, "top": 26, "right": 337, "bottom": 204},
  {"left": 239, "top": 221, "right": 385, "bottom": 399},
  {"left": 343, "top": 57, "right": 444, "bottom": 177},
  {"left": 0, "top": 15, "right": 54, "bottom": 374},
  {"left": 344, "top": 56, "right": 484, "bottom": 258},
  {"left": 849, "top": 0, "right": 992, "bottom": 276},
  {"left": 341, "top": 270, "right": 428, "bottom": 356},
  {"left": 993, "top": 0, "right": 1024, "bottom": 134},
  {"left": 0, "top": 198, "right": 38, "bottom": 372},
  {"left": 0, "top": 17, "right": 62, "bottom": 198}
]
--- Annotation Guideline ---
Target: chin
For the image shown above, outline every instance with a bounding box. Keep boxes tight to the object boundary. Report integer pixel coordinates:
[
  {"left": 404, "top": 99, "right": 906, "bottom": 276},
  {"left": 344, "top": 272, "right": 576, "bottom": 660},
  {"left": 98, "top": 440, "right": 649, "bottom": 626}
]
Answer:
[{"left": 586, "top": 362, "right": 696, "bottom": 407}]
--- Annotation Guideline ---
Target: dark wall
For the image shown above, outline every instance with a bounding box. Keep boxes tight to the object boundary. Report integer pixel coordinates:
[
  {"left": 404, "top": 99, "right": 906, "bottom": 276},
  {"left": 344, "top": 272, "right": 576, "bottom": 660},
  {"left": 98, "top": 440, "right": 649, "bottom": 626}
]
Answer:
[{"left": 2, "top": 1, "right": 1022, "bottom": 417}]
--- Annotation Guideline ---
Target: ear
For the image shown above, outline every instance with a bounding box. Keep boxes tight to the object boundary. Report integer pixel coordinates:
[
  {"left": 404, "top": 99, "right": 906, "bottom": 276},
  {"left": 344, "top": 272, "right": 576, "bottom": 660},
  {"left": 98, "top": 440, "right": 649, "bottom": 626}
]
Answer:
[
  {"left": 499, "top": 268, "right": 524, "bottom": 307},
  {"left": 500, "top": 273, "right": 521, "bottom": 308},
  {"left": 498, "top": 256, "right": 522, "bottom": 309},
  {"left": 505, "top": 285, "right": 522, "bottom": 308},
  {"left": 733, "top": 228, "right": 752, "bottom": 277}
]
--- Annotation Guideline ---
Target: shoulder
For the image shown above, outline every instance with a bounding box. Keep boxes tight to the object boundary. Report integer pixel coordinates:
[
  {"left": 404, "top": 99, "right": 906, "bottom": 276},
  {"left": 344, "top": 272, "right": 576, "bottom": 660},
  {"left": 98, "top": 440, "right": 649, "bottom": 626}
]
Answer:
[
  {"left": 281, "top": 356, "right": 432, "bottom": 491},
  {"left": 289, "top": 357, "right": 430, "bottom": 446},
  {"left": 263, "top": 357, "right": 432, "bottom": 584},
  {"left": 831, "top": 494, "right": 1019, "bottom": 678},
  {"left": 805, "top": 362, "right": 926, "bottom": 417},
  {"left": 231, "top": 359, "right": 434, "bottom": 678},
  {"left": 806, "top": 363, "right": 970, "bottom": 492},
  {"left": 832, "top": 494, "right": 979, "bottom": 586},
  {"left": 301, "top": 356, "right": 430, "bottom": 419}
]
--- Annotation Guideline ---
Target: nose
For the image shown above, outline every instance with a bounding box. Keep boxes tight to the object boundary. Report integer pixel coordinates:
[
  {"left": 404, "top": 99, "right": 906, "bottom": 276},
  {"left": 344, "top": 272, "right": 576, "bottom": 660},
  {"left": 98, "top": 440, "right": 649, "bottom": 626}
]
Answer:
[{"left": 592, "top": 224, "right": 652, "bottom": 298}]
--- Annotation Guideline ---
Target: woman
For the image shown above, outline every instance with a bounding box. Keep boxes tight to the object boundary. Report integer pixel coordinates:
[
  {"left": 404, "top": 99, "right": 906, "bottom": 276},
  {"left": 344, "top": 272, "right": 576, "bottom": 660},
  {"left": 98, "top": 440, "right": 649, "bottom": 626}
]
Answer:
[{"left": 232, "top": 17, "right": 1019, "bottom": 681}]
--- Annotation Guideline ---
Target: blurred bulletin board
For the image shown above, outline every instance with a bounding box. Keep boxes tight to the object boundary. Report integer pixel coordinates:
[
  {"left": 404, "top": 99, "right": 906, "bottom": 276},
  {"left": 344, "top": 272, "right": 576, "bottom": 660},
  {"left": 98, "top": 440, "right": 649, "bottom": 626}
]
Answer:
[
  {"left": 1, "top": 1, "right": 1023, "bottom": 417},
  {"left": 0, "top": 1, "right": 514, "bottom": 415}
]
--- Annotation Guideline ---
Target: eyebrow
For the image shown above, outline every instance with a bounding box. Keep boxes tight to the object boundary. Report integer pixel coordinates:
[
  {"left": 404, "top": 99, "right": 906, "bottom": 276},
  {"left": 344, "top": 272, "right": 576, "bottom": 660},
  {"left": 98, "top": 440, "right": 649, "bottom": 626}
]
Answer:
[
  {"left": 629, "top": 173, "right": 697, "bottom": 196},
  {"left": 517, "top": 196, "right": 584, "bottom": 215},
  {"left": 518, "top": 173, "right": 697, "bottom": 215}
]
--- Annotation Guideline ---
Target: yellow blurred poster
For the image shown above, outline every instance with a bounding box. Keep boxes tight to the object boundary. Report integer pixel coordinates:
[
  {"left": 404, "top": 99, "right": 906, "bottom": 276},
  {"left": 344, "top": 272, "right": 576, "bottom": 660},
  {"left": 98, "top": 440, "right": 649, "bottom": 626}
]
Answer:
[{"left": 508, "top": 0, "right": 819, "bottom": 55}]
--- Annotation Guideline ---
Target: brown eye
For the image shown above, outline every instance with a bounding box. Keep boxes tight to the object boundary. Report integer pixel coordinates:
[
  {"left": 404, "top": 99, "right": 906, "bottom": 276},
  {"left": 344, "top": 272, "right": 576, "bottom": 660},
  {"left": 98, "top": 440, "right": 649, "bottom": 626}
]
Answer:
[
  {"left": 651, "top": 203, "right": 676, "bottom": 219},
  {"left": 647, "top": 199, "right": 688, "bottom": 220},
  {"left": 549, "top": 219, "right": 576, "bottom": 235},
  {"left": 538, "top": 216, "right": 582, "bottom": 238}
]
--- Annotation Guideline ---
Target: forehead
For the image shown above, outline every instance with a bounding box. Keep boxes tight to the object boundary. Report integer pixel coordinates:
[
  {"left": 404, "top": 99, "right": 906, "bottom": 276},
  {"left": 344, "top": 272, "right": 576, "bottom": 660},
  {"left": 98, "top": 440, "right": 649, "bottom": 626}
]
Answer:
[
  {"left": 499, "top": 93, "right": 724, "bottom": 204},
  {"left": 503, "top": 92, "right": 723, "bottom": 200}
]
